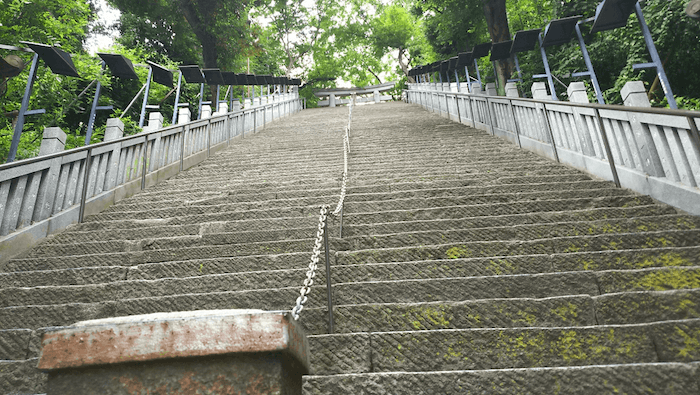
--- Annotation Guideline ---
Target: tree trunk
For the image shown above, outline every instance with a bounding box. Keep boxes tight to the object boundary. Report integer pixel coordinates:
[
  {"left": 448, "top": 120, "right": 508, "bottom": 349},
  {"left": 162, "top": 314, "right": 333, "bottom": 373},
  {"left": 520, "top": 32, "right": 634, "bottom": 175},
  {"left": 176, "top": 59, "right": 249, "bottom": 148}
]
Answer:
[
  {"left": 397, "top": 48, "right": 415, "bottom": 83},
  {"left": 483, "top": 0, "right": 513, "bottom": 92},
  {"left": 177, "top": 0, "right": 219, "bottom": 101}
]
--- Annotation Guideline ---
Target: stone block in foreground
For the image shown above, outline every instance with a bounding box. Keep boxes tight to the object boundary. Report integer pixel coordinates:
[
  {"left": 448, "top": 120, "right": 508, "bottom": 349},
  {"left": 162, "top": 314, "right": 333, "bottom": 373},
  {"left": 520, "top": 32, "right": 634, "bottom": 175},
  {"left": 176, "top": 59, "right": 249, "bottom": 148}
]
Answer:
[{"left": 38, "top": 309, "right": 309, "bottom": 394}]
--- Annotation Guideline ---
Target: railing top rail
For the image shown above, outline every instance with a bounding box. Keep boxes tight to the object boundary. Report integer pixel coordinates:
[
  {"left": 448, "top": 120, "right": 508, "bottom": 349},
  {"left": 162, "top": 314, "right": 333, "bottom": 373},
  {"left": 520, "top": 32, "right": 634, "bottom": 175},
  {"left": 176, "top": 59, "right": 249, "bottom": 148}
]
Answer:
[
  {"left": 0, "top": 97, "right": 298, "bottom": 172},
  {"left": 408, "top": 85, "right": 700, "bottom": 119}
]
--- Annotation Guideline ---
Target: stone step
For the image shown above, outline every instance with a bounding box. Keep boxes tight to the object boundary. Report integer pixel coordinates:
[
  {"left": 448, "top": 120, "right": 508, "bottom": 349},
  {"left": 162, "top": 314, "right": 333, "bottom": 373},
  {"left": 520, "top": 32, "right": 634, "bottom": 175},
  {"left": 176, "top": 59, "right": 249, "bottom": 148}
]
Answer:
[
  {"left": 342, "top": 210, "right": 693, "bottom": 237},
  {"left": 306, "top": 319, "right": 700, "bottom": 375},
  {"left": 337, "top": 229, "right": 700, "bottom": 265},
  {"left": 3, "top": 266, "right": 698, "bottom": 312},
  {"left": 302, "top": 363, "right": 700, "bottom": 394},
  {"left": 0, "top": 358, "right": 45, "bottom": 394},
  {"left": 85, "top": 190, "right": 641, "bottom": 223},
  {"left": 342, "top": 195, "right": 657, "bottom": 225},
  {"left": 107, "top": 180, "right": 615, "bottom": 210},
  {"left": 0, "top": 266, "right": 128, "bottom": 288}
]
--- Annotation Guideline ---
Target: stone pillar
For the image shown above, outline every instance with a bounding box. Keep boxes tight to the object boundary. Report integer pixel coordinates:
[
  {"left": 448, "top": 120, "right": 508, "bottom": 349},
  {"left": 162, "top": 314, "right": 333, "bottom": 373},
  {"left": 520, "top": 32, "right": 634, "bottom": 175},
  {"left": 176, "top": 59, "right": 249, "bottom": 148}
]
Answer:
[
  {"left": 505, "top": 82, "right": 519, "bottom": 98},
  {"left": 566, "top": 82, "right": 595, "bottom": 157},
  {"left": 567, "top": 82, "right": 589, "bottom": 103},
  {"left": 38, "top": 310, "right": 309, "bottom": 395},
  {"left": 38, "top": 127, "right": 67, "bottom": 156},
  {"left": 34, "top": 127, "right": 67, "bottom": 221},
  {"left": 143, "top": 112, "right": 163, "bottom": 132},
  {"left": 218, "top": 102, "right": 229, "bottom": 115},
  {"left": 103, "top": 119, "right": 124, "bottom": 191},
  {"left": 621, "top": 81, "right": 651, "bottom": 107},
  {"left": 531, "top": 82, "right": 549, "bottom": 100},
  {"left": 178, "top": 108, "right": 191, "bottom": 124},
  {"left": 200, "top": 105, "right": 212, "bottom": 119},
  {"left": 485, "top": 83, "right": 497, "bottom": 96},
  {"left": 620, "top": 81, "right": 665, "bottom": 176},
  {"left": 471, "top": 82, "right": 482, "bottom": 94},
  {"left": 329, "top": 93, "right": 336, "bottom": 107},
  {"left": 232, "top": 99, "right": 241, "bottom": 112},
  {"left": 374, "top": 90, "right": 380, "bottom": 103}
]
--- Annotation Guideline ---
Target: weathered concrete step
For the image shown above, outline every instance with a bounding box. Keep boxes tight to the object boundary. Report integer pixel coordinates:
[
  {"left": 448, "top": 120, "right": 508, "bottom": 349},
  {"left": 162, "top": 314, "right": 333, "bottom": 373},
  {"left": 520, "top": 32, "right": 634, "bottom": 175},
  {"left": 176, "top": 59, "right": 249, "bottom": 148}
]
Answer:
[
  {"left": 302, "top": 363, "right": 700, "bottom": 394},
  {"left": 0, "top": 266, "right": 127, "bottom": 288},
  {"left": 0, "top": 287, "right": 302, "bottom": 330},
  {"left": 5, "top": 249, "right": 315, "bottom": 273},
  {"left": 343, "top": 195, "right": 657, "bottom": 225},
  {"left": 328, "top": 247, "right": 700, "bottom": 283},
  {"left": 336, "top": 215, "right": 700, "bottom": 251},
  {"left": 0, "top": 358, "right": 45, "bottom": 394},
  {"left": 328, "top": 267, "right": 700, "bottom": 307},
  {"left": 115, "top": 180, "right": 614, "bottom": 209},
  {"left": 595, "top": 288, "right": 700, "bottom": 325},
  {"left": 88, "top": 189, "right": 640, "bottom": 222},
  {"left": 24, "top": 236, "right": 322, "bottom": 261},
  {"left": 307, "top": 319, "right": 700, "bottom": 374},
  {"left": 44, "top": 223, "right": 202, "bottom": 245},
  {"left": 25, "top": 212, "right": 692, "bottom": 259},
  {"left": 343, "top": 208, "right": 689, "bottom": 237},
  {"left": 0, "top": 329, "right": 32, "bottom": 360},
  {"left": 300, "top": 295, "right": 597, "bottom": 335},
  {"left": 0, "top": 266, "right": 317, "bottom": 308},
  {"left": 337, "top": 230, "right": 700, "bottom": 265}
]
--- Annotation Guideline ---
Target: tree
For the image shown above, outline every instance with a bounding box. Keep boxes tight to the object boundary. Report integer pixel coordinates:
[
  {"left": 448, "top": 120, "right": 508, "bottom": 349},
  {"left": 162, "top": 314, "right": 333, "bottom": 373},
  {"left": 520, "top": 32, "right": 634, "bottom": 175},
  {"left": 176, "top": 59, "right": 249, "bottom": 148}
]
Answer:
[
  {"left": 483, "top": 0, "right": 512, "bottom": 90},
  {"left": 371, "top": 5, "right": 419, "bottom": 82}
]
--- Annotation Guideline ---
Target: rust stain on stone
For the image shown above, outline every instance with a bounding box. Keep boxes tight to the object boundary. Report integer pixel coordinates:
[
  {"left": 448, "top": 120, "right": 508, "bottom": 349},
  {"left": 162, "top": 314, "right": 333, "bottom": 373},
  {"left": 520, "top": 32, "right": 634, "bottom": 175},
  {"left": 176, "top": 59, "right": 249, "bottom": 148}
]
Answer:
[{"left": 38, "top": 311, "right": 309, "bottom": 373}]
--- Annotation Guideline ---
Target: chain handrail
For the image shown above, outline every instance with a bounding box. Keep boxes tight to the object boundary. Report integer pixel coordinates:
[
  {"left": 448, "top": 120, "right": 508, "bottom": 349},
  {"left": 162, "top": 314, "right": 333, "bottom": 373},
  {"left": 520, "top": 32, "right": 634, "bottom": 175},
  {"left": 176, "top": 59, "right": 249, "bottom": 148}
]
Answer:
[{"left": 292, "top": 100, "right": 353, "bottom": 321}]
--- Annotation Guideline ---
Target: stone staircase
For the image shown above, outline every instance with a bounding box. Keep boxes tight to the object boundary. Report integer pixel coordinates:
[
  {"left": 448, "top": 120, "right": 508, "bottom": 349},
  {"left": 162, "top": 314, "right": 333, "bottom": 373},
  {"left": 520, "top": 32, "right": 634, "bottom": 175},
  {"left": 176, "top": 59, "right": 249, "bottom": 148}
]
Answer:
[{"left": 2, "top": 101, "right": 700, "bottom": 394}]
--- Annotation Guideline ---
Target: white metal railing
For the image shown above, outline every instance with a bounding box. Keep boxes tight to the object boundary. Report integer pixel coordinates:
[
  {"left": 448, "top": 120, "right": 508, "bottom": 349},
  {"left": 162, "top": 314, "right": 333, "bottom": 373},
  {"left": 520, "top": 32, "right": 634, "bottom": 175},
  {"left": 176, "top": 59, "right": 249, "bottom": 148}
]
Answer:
[
  {"left": 0, "top": 94, "right": 303, "bottom": 262},
  {"left": 407, "top": 83, "right": 700, "bottom": 216}
]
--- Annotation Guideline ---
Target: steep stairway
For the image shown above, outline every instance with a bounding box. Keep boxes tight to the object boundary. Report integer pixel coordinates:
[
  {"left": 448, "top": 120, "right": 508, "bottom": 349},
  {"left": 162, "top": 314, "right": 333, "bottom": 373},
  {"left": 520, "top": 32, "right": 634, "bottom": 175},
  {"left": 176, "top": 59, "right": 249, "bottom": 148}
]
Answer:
[{"left": 1, "top": 102, "right": 700, "bottom": 394}]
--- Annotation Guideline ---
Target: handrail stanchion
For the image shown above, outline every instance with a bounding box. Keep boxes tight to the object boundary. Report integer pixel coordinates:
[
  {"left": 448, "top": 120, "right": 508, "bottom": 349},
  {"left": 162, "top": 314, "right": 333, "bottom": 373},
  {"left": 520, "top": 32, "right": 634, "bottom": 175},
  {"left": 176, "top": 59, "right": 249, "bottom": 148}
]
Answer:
[
  {"left": 485, "top": 97, "right": 496, "bottom": 135},
  {"left": 179, "top": 126, "right": 186, "bottom": 171},
  {"left": 141, "top": 135, "right": 148, "bottom": 190},
  {"left": 323, "top": 216, "right": 334, "bottom": 334},
  {"left": 594, "top": 108, "right": 621, "bottom": 188},
  {"left": 540, "top": 103, "right": 560, "bottom": 163},
  {"left": 78, "top": 147, "right": 93, "bottom": 223},
  {"left": 686, "top": 116, "right": 700, "bottom": 154},
  {"left": 339, "top": 206, "right": 344, "bottom": 239},
  {"left": 455, "top": 94, "right": 461, "bottom": 124},
  {"left": 508, "top": 99, "right": 523, "bottom": 149}
]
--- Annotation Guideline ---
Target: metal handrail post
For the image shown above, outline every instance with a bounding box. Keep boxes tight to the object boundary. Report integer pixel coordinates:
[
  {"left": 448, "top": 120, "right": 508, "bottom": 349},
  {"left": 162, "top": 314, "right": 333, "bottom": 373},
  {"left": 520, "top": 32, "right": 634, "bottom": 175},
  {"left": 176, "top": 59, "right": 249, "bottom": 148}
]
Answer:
[{"left": 323, "top": 217, "right": 334, "bottom": 333}]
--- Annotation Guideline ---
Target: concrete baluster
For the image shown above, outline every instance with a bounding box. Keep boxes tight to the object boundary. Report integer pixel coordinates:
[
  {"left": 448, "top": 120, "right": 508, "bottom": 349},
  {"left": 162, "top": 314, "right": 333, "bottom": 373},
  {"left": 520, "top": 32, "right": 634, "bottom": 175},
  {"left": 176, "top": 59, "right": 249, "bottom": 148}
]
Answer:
[
  {"left": 485, "top": 83, "right": 497, "bottom": 96},
  {"left": 143, "top": 112, "right": 163, "bottom": 172},
  {"left": 374, "top": 90, "right": 380, "bottom": 103},
  {"left": 31, "top": 127, "right": 67, "bottom": 223},
  {"left": 621, "top": 81, "right": 665, "bottom": 177},
  {"left": 330, "top": 93, "right": 336, "bottom": 108},
  {"left": 178, "top": 108, "right": 191, "bottom": 124},
  {"left": 200, "top": 105, "right": 212, "bottom": 119},
  {"left": 505, "top": 82, "right": 519, "bottom": 98},
  {"left": 103, "top": 119, "right": 124, "bottom": 191},
  {"left": 531, "top": 82, "right": 550, "bottom": 100},
  {"left": 566, "top": 82, "right": 596, "bottom": 157}
]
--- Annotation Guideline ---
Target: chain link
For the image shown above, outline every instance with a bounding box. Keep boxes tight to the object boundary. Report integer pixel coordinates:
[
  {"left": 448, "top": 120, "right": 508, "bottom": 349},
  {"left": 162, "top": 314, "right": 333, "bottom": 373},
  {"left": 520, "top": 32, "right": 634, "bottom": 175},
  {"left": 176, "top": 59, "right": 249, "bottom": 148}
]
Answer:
[
  {"left": 292, "top": 205, "right": 329, "bottom": 320},
  {"left": 291, "top": 101, "right": 353, "bottom": 320}
]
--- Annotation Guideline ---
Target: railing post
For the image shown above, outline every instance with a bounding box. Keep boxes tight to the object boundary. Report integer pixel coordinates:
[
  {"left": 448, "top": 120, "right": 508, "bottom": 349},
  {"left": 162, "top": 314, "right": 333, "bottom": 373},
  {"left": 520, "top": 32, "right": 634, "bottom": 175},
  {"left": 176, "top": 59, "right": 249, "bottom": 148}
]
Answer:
[
  {"left": 323, "top": 216, "right": 334, "bottom": 334},
  {"left": 594, "top": 108, "right": 621, "bottom": 188},
  {"left": 207, "top": 119, "right": 211, "bottom": 157},
  {"left": 180, "top": 125, "right": 187, "bottom": 171},
  {"left": 485, "top": 97, "right": 496, "bottom": 136},
  {"left": 507, "top": 99, "right": 522, "bottom": 149},
  {"left": 78, "top": 148, "right": 93, "bottom": 223},
  {"left": 140, "top": 135, "right": 148, "bottom": 190},
  {"left": 539, "top": 103, "right": 560, "bottom": 163}
]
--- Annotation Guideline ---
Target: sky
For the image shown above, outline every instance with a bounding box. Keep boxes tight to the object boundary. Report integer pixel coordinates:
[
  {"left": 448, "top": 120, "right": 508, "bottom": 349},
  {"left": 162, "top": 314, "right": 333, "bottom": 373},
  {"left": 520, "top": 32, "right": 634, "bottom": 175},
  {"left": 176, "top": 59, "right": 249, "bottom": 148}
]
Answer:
[{"left": 85, "top": 0, "right": 121, "bottom": 54}]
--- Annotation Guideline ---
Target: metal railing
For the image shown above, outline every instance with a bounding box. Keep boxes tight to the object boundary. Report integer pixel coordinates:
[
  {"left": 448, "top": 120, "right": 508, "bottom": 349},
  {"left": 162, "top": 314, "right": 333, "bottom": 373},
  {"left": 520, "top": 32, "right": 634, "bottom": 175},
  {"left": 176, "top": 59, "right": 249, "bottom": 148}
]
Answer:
[
  {"left": 407, "top": 83, "right": 700, "bottom": 216},
  {"left": 0, "top": 95, "right": 303, "bottom": 262},
  {"left": 292, "top": 101, "right": 353, "bottom": 333}
]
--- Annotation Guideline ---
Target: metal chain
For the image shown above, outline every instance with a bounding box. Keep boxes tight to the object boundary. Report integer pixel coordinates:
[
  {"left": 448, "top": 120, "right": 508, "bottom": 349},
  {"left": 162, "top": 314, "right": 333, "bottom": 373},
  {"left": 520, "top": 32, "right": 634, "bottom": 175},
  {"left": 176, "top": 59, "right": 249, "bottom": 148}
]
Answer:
[
  {"left": 291, "top": 101, "right": 353, "bottom": 320},
  {"left": 292, "top": 205, "right": 329, "bottom": 320}
]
